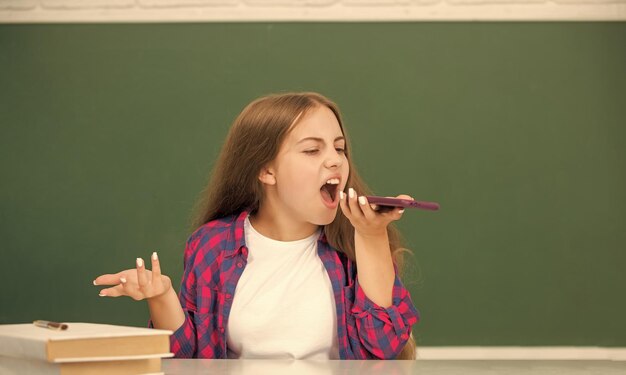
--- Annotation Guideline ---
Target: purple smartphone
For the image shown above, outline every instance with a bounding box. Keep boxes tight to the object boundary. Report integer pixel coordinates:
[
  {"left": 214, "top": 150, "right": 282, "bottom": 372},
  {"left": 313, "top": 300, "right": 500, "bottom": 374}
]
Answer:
[{"left": 365, "top": 196, "right": 440, "bottom": 212}]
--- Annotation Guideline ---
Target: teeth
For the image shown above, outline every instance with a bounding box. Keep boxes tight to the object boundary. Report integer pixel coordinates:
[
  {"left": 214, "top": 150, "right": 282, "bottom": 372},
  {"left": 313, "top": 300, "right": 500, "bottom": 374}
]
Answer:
[{"left": 325, "top": 178, "right": 340, "bottom": 185}]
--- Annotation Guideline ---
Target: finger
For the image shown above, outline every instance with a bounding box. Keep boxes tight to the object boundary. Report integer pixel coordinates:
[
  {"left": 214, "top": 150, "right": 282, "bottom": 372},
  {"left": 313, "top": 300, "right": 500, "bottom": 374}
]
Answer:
[
  {"left": 99, "top": 285, "right": 125, "bottom": 297},
  {"left": 358, "top": 195, "right": 377, "bottom": 220},
  {"left": 93, "top": 273, "right": 125, "bottom": 286},
  {"left": 394, "top": 194, "right": 411, "bottom": 218},
  {"left": 136, "top": 258, "right": 149, "bottom": 287},
  {"left": 339, "top": 190, "right": 351, "bottom": 217},
  {"left": 347, "top": 188, "right": 365, "bottom": 219},
  {"left": 151, "top": 251, "right": 162, "bottom": 285},
  {"left": 376, "top": 205, "right": 395, "bottom": 214},
  {"left": 387, "top": 206, "right": 405, "bottom": 221}
]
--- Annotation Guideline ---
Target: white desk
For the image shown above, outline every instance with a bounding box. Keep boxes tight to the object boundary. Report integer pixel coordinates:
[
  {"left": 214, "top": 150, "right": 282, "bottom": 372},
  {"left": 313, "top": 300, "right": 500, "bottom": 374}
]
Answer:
[{"left": 162, "top": 359, "right": 626, "bottom": 375}]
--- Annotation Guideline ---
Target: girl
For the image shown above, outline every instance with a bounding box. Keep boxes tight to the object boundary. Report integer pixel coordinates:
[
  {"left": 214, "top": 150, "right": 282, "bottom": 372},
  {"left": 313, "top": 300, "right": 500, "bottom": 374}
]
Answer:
[{"left": 94, "top": 92, "right": 419, "bottom": 359}]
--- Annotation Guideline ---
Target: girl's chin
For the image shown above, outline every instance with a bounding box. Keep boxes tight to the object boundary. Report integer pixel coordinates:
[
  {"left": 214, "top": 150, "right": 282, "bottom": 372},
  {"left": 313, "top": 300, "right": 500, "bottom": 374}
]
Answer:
[{"left": 313, "top": 208, "right": 339, "bottom": 226}]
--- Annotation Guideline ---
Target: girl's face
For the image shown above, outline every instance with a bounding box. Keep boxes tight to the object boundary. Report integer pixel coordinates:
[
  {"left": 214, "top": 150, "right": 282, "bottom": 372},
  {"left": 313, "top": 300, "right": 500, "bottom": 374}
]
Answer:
[{"left": 261, "top": 105, "right": 350, "bottom": 231}]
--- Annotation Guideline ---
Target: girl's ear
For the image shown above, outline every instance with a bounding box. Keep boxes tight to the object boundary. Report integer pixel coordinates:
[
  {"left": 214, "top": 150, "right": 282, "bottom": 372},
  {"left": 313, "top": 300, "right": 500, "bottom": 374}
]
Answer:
[{"left": 258, "top": 166, "right": 277, "bottom": 185}]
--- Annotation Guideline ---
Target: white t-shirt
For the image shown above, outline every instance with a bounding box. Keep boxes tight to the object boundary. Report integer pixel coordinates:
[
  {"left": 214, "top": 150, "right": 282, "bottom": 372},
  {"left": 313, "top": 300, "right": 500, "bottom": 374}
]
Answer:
[{"left": 226, "top": 217, "right": 339, "bottom": 359}]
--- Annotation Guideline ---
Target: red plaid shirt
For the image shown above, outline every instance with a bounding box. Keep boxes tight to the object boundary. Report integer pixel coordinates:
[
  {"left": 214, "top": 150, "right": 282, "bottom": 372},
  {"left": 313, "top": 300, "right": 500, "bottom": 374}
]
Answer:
[{"left": 168, "top": 211, "right": 419, "bottom": 359}]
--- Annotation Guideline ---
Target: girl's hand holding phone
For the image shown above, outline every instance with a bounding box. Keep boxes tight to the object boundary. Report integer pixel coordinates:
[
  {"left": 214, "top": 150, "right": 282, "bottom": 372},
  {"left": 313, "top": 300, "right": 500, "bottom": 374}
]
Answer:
[
  {"left": 339, "top": 188, "right": 410, "bottom": 237},
  {"left": 93, "top": 252, "right": 172, "bottom": 301}
]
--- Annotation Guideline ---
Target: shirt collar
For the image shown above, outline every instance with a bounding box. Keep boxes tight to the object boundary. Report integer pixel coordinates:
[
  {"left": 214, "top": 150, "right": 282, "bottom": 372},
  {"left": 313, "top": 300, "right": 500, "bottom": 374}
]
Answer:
[
  {"left": 223, "top": 210, "right": 249, "bottom": 258},
  {"left": 225, "top": 209, "right": 331, "bottom": 256}
]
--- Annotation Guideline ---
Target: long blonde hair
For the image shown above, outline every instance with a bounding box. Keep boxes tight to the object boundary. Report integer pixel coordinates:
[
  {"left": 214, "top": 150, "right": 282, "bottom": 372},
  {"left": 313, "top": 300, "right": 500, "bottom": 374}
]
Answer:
[{"left": 192, "top": 92, "right": 415, "bottom": 359}]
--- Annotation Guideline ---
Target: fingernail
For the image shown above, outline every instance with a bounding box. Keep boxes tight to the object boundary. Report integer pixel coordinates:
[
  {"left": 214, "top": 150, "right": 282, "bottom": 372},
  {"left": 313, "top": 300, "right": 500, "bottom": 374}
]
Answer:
[
  {"left": 152, "top": 252, "right": 158, "bottom": 261},
  {"left": 93, "top": 280, "right": 98, "bottom": 286},
  {"left": 339, "top": 191, "right": 345, "bottom": 200},
  {"left": 99, "top": 291, "right": 106, "bottom": 297},
  {"left": 120, "top": 277, "right": 127, "bottom": 284},
  {"left": 399, "top": 209, "right": 405, "bottom": 214},
  {"left": 358, "top": 196, "right": 366, "bottom": 205},
  {"left": 348, "top": 188, "right": 355, "bottom": 199},
  {"left": 136, "top": 258, "right": 143, "bottom": 268}
]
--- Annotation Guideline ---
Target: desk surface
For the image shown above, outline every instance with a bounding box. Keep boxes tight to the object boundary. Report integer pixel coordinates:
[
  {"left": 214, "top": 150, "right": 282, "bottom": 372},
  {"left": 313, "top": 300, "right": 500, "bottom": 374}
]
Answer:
[{"left": 162, "top": 359, "right": 626, "bottom": 375}]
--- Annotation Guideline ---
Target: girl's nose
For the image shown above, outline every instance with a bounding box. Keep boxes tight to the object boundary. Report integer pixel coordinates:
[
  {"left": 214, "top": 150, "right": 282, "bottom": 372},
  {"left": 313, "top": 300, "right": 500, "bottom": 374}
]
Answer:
[{"left": 324, "top": 150, "right": 344, "bottom": 169}]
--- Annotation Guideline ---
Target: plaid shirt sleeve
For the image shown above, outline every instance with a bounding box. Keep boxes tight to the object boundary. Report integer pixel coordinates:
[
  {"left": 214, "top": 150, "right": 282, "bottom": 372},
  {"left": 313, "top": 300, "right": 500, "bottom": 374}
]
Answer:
[
  {"left": 166, "top": 215, "right": 242, "bottom": 359},
  {"left": 167, "top": 232, "right": 203, "bottom": 358},
  {"left": 348, "top": 271, "right": 420, "bottom": 359}
]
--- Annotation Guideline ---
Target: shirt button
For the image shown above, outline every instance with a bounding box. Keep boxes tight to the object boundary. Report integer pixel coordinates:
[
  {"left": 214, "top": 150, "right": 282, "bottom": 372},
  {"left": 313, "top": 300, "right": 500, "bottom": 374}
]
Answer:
[
  {"left": 219, "top": 327, "right": 225, "bottom": 333},
  {"left": 401, "top": 334, "right": 409, "bottom": 340},
  {"left": 237, "top": 262, "right": 243, "bottom": 268},
  {"left": 226, "top": 294, "right": 232, "bottom": 299}
]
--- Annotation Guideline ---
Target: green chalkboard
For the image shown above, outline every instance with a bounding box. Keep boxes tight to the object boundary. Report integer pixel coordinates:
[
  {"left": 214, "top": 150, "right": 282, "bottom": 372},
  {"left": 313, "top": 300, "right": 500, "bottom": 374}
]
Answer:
[{"left": 1, "top": 22, "right": 625, "bottom": 347}]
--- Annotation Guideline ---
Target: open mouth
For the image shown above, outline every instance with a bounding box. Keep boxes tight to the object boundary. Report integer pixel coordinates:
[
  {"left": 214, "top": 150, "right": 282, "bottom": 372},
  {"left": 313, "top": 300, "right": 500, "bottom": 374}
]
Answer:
[{"left": 320, "top": 178, "right": 340, "bottom": 205}]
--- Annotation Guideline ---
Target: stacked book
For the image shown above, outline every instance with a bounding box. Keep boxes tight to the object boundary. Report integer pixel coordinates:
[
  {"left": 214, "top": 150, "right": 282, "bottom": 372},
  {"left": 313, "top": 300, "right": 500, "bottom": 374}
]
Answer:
[{"left": 0, "top": 322, "right": 173, "bottom": 375}]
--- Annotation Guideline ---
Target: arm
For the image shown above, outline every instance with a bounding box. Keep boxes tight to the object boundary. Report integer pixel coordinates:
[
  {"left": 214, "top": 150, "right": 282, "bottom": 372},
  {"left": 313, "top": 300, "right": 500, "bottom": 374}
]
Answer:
[
  {"left": 147, "top": 287, "right": 185, "bottom": 331},
  {"left": 339, "top": 188, "right": 419, "bottom": 359},
  {"left": 340, "top": 188, "right": 399, "bottom": 308},
  {"left": 143, "top": 253, "right": 185, "bottom": 331},
  {"left": 353, "top": 229, "right": 395, "bottom": 308}
]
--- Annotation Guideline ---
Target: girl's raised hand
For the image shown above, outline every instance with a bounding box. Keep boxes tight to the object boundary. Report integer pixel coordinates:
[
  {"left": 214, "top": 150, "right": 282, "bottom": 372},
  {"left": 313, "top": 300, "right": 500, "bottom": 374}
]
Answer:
[
  {"left": 93, "top": 252, "right": 172, "bottom": 301},
  {"left": 339, "top": 188, "right": 410, "bottom": 237}
]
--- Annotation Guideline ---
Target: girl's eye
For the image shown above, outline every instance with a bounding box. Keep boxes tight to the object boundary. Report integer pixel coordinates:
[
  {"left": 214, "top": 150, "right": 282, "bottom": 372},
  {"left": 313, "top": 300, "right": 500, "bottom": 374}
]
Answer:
[
  {"left": 336, "top": 148, "right": 345, "bottom": 153},
  {"left": 304, "top": 149, "right": 319, "bottom": 155}
]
